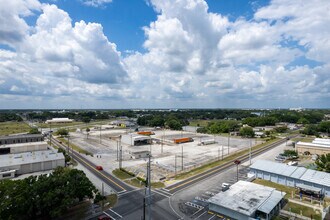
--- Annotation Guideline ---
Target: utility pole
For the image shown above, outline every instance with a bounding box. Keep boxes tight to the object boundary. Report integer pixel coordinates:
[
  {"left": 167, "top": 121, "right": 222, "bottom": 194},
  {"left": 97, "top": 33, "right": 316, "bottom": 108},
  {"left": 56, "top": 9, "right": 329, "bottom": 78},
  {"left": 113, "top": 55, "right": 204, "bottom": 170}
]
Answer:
[
  {"left": 234, "top": 160, "right": 241, "bottom": 182},
  {"left": 218, "top": 147, "right": 220, "bottom": 160},
  {"left": 101, "top": 182, "right": 104, "bottom": 211},
  {"left": 149, "top": 136, "right": 152, "bottom": 155},
  {"left": 116, "top": 140, "right": 119, "bottom": 161},
  {"left": 161, "top": 129, "right": 164, "bottom": 154},
  {"left": 143, "top": 153, "right": 151, "bottom": 220},
  {"left": 181, "top": 144, "right": 184, "bottom": 171},
  {"left": 99, "top": 125, "right": 102, "bottom": 144},
  {"left": 222, "top": 145, "right": 224, "bottom": 160},
  {"left": 227, "top": 134, "right": 230, "bottom": 155},
  {"left": 249, "top": 139, "right": 252, "bottom": 165},
  {"left": 119, "top": 143, "right": 122, "bottom": 169},
  {"left": 67, "top": 135, "right": 70, "bottom": 153},
  {"left": 174, "top": 154, "right": 177, "bottom": 175},
  {"left": 49, "top": 123, "right": 52, "bottom": 147}
]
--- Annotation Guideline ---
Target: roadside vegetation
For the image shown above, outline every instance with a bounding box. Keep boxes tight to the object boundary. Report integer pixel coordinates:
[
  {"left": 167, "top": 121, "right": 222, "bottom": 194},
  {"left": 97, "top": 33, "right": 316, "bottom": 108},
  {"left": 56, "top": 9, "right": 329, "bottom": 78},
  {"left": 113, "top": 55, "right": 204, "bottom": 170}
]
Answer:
[{"left": 0, "top": 121, "right": 31, "bottom": 136}]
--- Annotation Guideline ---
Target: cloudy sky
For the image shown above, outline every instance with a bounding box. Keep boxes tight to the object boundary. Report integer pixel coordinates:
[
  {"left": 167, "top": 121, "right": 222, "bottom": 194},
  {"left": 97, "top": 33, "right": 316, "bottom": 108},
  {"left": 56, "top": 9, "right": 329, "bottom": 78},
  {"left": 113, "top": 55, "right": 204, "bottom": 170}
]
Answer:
[{"left": 0, "top": 0, "right": 329, "bottom": 109}]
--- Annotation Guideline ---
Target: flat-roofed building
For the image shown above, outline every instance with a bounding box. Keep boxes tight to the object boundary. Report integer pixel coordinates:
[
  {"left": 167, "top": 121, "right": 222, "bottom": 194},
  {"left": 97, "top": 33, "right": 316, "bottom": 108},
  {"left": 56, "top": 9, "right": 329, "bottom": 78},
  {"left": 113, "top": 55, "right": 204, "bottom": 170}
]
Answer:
[
  {"left": 296, "top": 139, "right": 330, "bottom": 155},
  {"left": 45, "top": 118, "right": 73, "bottom": 124},
  {"left": 0, "top": 141, "right": 49, "bottom": 155},
  {"left": 208, "top": 181, "right": 286, "bottom": 220},
  {"left": 249, "top": 160, "right": 330, "bottom": 197},
  {"left": 0, "top": 134, "right": 44, "bottom": 145},
  {"left": 0, "top": 150, "right": 65, "bottom": 179}
]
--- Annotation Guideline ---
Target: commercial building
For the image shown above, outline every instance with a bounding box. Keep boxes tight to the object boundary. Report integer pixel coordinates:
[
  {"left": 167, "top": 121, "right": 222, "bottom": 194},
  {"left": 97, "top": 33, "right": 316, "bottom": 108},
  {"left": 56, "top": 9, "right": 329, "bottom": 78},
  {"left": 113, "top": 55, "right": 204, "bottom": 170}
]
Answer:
[
  {"left": 0, "top": 150, "right": 65, "bottom": 179},
  {"left": 0, "top": 141, "right": 49, "bottom": 155},
  {"left": 45, "top": 118, "right": 73, "bottom": 124},
  {"left": 208, "top": 181, "right": 286, "bottom": 220},
  {"left": 249, "top": 160, "right": 330, "bottom": 197},
  {"left": 296, "top": 138, "right": 330, "bottom": 155},
  {"left": 0, "top": 134, "right": 44, "bottom": 145}
]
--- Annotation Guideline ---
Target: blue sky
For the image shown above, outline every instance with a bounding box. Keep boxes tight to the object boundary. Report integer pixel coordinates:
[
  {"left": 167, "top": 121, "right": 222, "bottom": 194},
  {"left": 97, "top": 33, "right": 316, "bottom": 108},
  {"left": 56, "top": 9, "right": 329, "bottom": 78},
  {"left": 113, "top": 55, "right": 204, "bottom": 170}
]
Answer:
[{"left": 0, "top": 0, "right": 329, "bottom": 109}]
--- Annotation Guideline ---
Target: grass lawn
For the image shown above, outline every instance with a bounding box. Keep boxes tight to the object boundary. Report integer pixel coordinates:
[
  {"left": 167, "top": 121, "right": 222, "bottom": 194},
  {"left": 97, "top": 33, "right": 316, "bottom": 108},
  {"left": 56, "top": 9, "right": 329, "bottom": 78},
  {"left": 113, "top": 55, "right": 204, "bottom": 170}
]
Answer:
[
  {"left": 57, "top": 137, "right": 93, "bottom": 156},
  {"left": 151, "top": 182, "right": 165, "bottom": 188},
  {"left": 284, "top": 202, "right": 321, "bottom": 220},
  {"left": 124, "top": 178, "right": 144, "bottom": 188},
  {"left": 189, "top": 120, "right": 216, "bottom": 127},
  {"left": 253, "top": 179, "right": 297, "bottom": 199},
  {"left": 112, "top": 169, "right": 135, "bottom": 180},
  {"left": 174, "top": 138, "right": 280, "bottom": 180},
  {"left": 292, "top": 137, "right": 314, "bottom": 143},
  {"left": 0, "top": 121, "right": 31, "bottom": 136}
]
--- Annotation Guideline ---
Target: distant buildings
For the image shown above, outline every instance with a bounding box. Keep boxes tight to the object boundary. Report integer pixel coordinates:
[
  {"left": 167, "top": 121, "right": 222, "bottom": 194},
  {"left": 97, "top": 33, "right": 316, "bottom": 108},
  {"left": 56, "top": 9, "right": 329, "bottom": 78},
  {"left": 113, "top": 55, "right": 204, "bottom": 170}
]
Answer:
[
  {"left": 249, "top": 160, "right": 330, "bottom": 197},
  {"left": 296, "top": 138, "right": 330, "bottom": 155},
  {"left": 208, "top": 181, "right": 286, "bottom": 220}
]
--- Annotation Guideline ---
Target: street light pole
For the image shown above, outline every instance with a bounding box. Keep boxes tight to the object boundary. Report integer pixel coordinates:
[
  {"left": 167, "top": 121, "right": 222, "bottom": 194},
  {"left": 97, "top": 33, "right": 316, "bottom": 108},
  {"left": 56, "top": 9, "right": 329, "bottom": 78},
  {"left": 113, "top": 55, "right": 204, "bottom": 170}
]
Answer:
[
  {"left": 227, "top": 134, "right": 230, "bottom": 155},
  {"left": 249, "top": 139, "right": 252, "bottom": 165}
]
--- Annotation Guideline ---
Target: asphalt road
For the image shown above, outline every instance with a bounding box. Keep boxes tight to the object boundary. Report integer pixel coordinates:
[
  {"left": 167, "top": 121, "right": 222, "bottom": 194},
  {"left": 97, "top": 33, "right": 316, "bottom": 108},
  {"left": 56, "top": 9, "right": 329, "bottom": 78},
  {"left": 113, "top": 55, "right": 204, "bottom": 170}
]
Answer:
[
  {"left": 103, "top": 189, "right": 180, "bottom": 220},
  {"left": 51, "top": 137, "right": 133, "bottom": 193}
]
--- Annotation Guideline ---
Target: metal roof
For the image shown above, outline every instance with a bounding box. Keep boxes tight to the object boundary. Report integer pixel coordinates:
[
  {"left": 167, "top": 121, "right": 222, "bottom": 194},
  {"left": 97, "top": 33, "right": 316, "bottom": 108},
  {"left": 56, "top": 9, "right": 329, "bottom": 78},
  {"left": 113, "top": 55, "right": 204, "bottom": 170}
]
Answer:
[
  {"left": 0, "top": 150, "right": 64, "bottom": 169},
  {"left": 0, "top": 134, "right": 43, "bottom": 140},
  {"left": 251, "top": 160, "right": 330, "bottom": 188},
  {"left": 296, "top": 141, "right": 330, "bottom": 149},
  {"left": 258, "top": 190, "right": 285, "bottom": 214},
  {"left": 249, "top": 160, "right": 297, "bottom": 177},
  {"left": 208, "top": 181, "right": 285, "bottom": 216}
]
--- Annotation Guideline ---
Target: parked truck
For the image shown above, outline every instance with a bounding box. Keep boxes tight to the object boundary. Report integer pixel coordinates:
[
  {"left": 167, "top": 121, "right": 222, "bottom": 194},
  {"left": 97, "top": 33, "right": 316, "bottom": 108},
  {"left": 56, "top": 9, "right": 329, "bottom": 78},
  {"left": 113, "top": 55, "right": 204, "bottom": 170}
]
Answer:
[{"left": 137, "top": 131, "right": 155, "bottom": 135}]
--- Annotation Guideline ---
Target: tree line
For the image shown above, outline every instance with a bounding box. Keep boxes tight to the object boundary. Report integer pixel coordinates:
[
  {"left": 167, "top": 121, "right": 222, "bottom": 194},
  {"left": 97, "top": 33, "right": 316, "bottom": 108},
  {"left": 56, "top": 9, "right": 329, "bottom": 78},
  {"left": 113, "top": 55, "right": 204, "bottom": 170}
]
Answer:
[{"left": 0, "top": 167, "right": 102, "bottom": 219}]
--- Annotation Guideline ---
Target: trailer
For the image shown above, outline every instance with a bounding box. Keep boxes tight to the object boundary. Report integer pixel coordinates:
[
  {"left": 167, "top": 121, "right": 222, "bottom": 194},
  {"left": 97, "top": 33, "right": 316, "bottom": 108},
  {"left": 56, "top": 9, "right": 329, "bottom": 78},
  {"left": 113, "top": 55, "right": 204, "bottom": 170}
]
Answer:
[
  {"left": 201, "top": 139, "right": 216, "bottom": 145},
  {"left": 137, "top": 131, "right": 155, "bottom": 135},
  {"left": 173, "top": 137, "right": 194, "bottom": 144}
]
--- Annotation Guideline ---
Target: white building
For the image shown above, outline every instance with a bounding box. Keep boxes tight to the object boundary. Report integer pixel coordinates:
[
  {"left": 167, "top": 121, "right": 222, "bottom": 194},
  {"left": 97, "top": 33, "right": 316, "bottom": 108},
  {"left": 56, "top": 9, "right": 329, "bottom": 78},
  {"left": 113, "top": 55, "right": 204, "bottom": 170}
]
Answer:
[
  {"left": 208, "top": 181, "right": 286, "bottom": 220},
  {"left": 0, "top": 150, "right": 65, "bottom": 179},
  {"left": 45, "top": 118, "right": 73, "bottom": 124},
  {"left": 0, "top": 141, "right": 49, "bottom": 154}
]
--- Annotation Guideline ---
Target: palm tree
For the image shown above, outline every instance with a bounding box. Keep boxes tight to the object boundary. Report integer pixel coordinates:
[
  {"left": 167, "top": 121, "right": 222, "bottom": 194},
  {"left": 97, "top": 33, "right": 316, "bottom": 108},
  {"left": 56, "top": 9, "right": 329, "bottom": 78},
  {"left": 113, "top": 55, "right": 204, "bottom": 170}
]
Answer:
[{"left": 315, "top": 153, "right": 330, "bottom": 173}]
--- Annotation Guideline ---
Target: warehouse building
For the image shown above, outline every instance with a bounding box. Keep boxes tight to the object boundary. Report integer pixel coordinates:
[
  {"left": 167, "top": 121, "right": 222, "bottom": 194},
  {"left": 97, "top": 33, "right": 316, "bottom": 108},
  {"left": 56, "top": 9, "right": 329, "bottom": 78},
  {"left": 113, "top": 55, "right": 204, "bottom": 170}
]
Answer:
[
  {"left": 208, "top": 181, "right": 286, "bottom": 220},
  {"left": 0, "top": 134, "right": 44, "bottom": 145},
  {"left": 0, "top": 141, "right": 49, "bottom": 155},
  {"left": 0, "top": 150, "right": 65, "bottom": 179},
  {"left": 45, "top": 118, "right": 73, "bottom": 124},
  {"left": 249, "top": 160, "right": 330, "bottom": 197},
  {"left": 296, "top": 138, "right": 330, "bottom": 155}
]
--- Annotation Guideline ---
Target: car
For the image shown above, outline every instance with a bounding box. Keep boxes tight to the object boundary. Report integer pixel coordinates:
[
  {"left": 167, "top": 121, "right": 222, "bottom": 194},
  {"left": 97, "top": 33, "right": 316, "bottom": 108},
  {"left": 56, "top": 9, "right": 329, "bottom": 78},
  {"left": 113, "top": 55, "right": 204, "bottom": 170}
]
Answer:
[
  {"left": 221, "top": 183, "right": 230, "bottom": 191},
  {"left": 98, "top": 214, "right": 111, "bottom": 220},
  {"left": 96, "top": 166, "right": 103, "bottom": 171}
]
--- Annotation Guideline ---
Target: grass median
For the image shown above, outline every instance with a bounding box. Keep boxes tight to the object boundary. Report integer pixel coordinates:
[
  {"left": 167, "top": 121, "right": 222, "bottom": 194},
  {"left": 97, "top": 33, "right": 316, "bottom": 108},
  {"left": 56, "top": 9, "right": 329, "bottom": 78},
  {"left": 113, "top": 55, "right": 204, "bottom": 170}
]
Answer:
[{"left": 174, "top": 138, "right": 280, "bottom": 180}]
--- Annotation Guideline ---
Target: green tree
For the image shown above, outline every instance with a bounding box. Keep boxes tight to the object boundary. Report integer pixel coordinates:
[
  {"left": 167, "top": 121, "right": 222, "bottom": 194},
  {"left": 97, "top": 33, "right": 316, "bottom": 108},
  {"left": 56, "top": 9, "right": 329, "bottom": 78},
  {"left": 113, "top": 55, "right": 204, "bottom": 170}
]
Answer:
[
  {"left": 301, "top": 124, "right": 318, "bottom": 136},
  {"left": 297, "top": 117, "right": 309, "bottom": 125},
  {"left": 240, "top": 126, "right": 255, "bottom": 138},
  {"left": 29, "top": 127, "right": 41, "bottom": 134},
  {"left": 58, "top": 148, "right": 71, "bottom": 163},
  {"left": 274, "top": 126, "right": 288, "bottom": 133},
  {"left": 283, "top": 149, "right": 298, "bottom": 158},
  {"left": 315, "top": 153, "right": 330, "bottom": 173},
  {"left": 165, "top": 119, "right": 182, "bottom": 130},
  {"left": 318, "top": 121, "right": 330, "bottom": 133},
  {"left": 0, "top": 167, "right": 98, "bottom": 219},
  {"left": 82, "top": 117, "right": 91, "bottom": 123},
  {"left": 56, "top": 128, "right": 69, "bottom": 136}
]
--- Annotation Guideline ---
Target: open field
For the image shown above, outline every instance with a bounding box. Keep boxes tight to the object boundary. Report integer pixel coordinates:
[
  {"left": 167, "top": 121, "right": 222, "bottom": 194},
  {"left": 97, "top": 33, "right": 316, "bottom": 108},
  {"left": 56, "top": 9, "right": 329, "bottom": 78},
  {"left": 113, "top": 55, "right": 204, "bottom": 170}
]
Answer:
[{"left": 0, "top": 121, "right": 31, "bottom": 136}]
